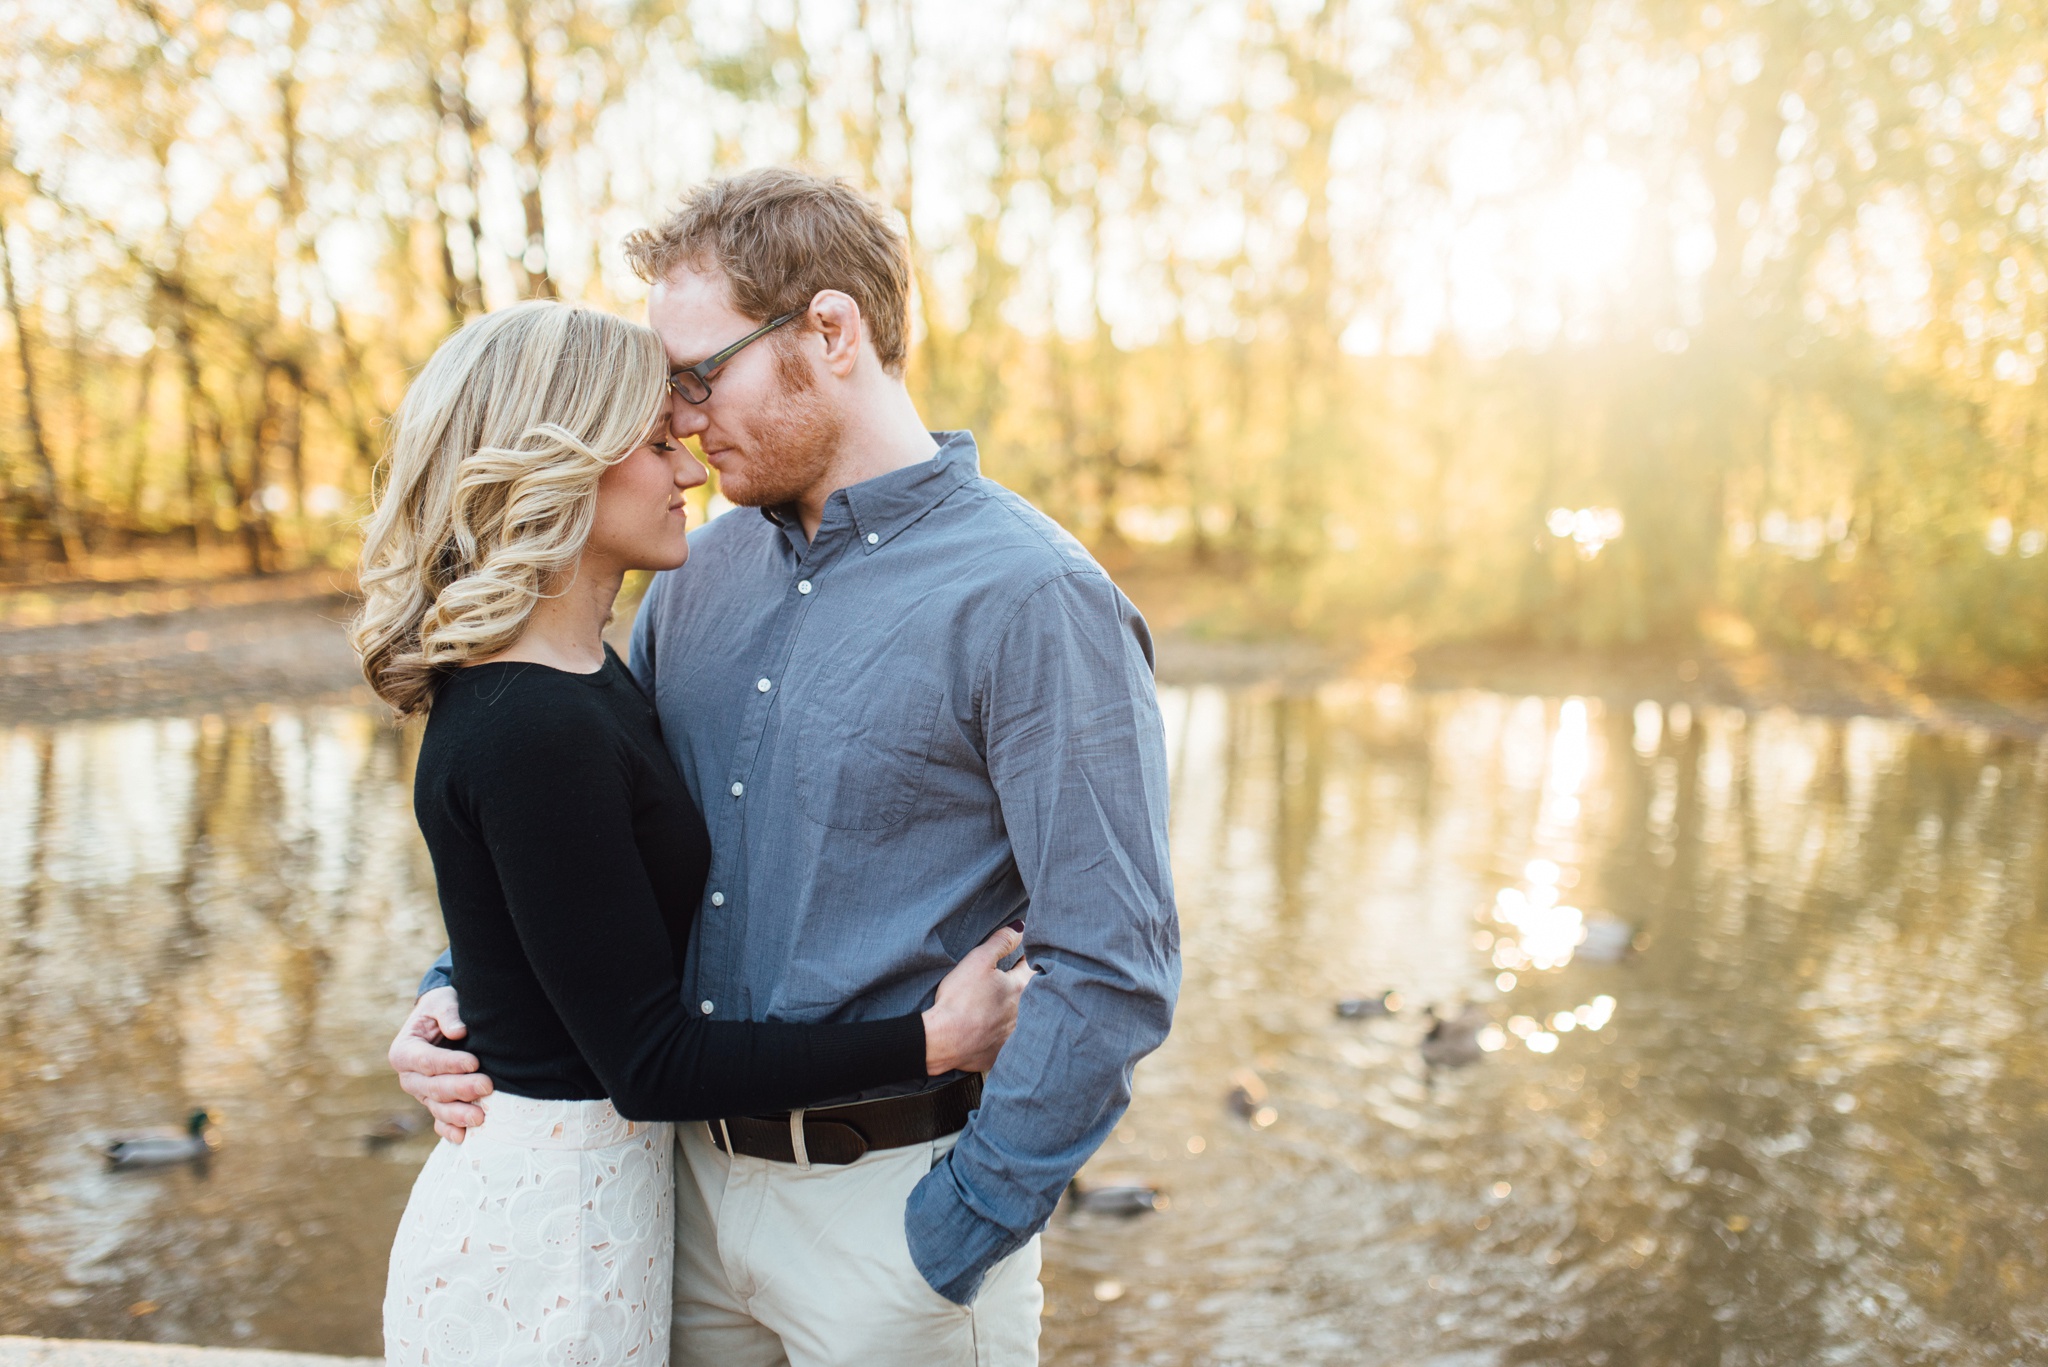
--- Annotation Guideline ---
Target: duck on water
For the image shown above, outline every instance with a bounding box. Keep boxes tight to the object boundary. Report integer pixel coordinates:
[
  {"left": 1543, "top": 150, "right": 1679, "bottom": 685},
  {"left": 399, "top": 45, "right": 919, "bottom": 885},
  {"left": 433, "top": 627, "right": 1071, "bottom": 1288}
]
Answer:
[{"left": 100, "top": 1110, "right": 217, "bottom": 1169}]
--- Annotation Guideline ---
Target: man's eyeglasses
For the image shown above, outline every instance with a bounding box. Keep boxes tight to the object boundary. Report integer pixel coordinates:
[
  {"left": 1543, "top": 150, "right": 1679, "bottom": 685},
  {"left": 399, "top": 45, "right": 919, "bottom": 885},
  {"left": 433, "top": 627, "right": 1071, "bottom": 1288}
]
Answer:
[{"left": 667, "top": 310, "right": 803, "bottom": 404}]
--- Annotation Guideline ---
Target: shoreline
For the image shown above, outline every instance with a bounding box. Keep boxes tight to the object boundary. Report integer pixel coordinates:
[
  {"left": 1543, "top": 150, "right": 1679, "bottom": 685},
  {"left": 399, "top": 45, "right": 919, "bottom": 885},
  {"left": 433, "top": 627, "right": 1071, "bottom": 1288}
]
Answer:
[{"left": 2, "top": 579, "right": 2043, "bottom": 738}]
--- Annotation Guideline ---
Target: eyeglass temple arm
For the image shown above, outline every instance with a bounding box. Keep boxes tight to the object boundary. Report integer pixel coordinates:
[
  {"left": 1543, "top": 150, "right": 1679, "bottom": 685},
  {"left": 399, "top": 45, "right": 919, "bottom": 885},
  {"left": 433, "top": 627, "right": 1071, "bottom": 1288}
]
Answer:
[{"left": 697, "top": 310, "right": 804, "bottom": 377}]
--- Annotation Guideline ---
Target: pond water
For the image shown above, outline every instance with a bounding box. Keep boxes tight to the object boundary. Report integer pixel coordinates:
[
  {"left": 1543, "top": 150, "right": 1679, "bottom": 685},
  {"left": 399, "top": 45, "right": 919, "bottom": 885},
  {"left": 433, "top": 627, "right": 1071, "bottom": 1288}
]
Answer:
[{"left": 2, "top": 683, "right": 2044, "bottom": 1364}]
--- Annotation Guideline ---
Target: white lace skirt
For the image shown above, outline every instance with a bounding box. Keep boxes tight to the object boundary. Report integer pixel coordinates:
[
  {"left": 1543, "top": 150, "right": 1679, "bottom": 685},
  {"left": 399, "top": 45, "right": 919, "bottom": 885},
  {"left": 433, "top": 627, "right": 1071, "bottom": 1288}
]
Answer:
[{"left": 382, "top": 1093, "right": 674, "bottom": 1366}]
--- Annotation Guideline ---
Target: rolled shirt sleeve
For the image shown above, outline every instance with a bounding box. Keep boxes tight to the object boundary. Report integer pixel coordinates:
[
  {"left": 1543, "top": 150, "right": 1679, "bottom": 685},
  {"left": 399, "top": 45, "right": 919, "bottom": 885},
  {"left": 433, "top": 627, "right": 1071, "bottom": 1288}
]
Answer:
[{"left": 903, "top": 568, "right": 1181, "bottom": 1303}]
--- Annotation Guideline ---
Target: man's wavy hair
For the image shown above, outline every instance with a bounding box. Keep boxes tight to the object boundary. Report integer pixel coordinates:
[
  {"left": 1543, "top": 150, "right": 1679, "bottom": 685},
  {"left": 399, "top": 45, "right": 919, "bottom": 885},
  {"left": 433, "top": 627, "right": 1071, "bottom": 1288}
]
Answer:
[
  {"left": 622, "top": 167, "right": 913, "bottom": 376},
  {"left": 350, "top": 300, "right": 667, "bottom": 718}
]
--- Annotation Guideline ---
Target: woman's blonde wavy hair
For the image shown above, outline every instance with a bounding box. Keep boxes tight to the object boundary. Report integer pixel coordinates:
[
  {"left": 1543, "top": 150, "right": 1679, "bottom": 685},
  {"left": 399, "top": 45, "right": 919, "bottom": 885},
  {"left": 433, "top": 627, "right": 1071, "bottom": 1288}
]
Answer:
[{"left": 351, "top": 299, "right": 668, "bottom": 718}]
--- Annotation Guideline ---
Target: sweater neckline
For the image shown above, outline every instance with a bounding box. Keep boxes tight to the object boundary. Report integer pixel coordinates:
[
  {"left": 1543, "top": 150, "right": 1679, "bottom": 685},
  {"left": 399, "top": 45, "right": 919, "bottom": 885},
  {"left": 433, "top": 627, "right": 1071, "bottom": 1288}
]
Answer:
[{"left": 457, "top": 642, "right": 623, "bottom": 688}]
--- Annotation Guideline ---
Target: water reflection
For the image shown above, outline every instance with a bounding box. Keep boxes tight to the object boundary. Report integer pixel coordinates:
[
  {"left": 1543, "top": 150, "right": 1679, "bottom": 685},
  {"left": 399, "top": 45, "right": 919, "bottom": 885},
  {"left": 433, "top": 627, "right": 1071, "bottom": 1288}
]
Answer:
[
  {"left": 2, "top": 686, "right": 2044, "bottom": 1363},
  {"left": 1045, "top": 686, "right": 2048, "bottom": 1366},
  {"left": 0, "top": 708, "right": 443, "bottom": 1352}
]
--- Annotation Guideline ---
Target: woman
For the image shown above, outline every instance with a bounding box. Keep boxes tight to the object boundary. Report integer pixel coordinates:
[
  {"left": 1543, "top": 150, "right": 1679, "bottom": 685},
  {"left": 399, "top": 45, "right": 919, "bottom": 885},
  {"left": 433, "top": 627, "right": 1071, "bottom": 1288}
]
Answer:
[{"left": 352, "top": 300, "right": 1027, "bottom": 1366}]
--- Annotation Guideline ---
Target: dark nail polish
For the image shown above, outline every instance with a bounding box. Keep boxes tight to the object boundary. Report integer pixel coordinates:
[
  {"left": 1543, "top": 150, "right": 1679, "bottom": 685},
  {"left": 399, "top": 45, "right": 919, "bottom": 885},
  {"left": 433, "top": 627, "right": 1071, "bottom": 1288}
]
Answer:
[{"left": 1007, "top": 920, "right": 1026, "bottom": 932}]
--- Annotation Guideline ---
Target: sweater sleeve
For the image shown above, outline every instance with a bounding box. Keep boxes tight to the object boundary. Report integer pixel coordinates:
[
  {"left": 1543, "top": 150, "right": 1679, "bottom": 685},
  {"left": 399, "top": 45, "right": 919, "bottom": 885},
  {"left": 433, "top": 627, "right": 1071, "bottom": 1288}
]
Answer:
[{"left": 463, "top": 701, "right": 926, "bottom": 1121}]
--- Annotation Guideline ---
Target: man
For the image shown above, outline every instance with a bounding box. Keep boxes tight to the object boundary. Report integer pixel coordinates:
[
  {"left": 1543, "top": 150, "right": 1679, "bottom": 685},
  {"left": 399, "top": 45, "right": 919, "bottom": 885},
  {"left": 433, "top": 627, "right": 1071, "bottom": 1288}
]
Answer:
[{"left": 388, "top": 167, "right": 1179, "bottom": 1365}]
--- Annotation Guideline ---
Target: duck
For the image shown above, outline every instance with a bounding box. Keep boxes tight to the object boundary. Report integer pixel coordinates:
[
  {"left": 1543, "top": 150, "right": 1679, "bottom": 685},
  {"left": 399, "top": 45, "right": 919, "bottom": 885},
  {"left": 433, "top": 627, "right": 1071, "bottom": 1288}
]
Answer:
[
  {"left": 1226, "top": 1068, "right": 1277, "bottom": 1127},
  {"left": 1334, "top": 990, "right": 1401, "bottom": 1020},
  {"left": 362, "top": 1110, "right": 427, "bottom": 1148},
  {"left": 102, "top": 1111, "right": 217, "bottom": 1168},
  {"left": 1065, "top": 1178, "right": 1167, "bottom": 1217},
  {"left": 1419, "top": 1005, "right": 1488, "bottom": 1072}
]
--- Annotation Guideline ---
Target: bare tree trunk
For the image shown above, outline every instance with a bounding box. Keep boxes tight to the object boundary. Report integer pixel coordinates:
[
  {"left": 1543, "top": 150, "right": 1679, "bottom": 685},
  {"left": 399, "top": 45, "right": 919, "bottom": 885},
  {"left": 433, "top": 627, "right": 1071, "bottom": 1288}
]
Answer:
[
  {"left": 508, "top": 0, "right": 556, "bottom": 299},
  {"left": 1081, "top": 14, "right": 1130, "bottom": 539},
  {"left": 181, "top": 371, "right": 207, "bottom": 547},
  {"left": 228, "top": 419, "right": 260, "bottom": 572},
  {"left": 64, "top": 290, "right": 92, "bottom": 538},
  {"left": 234, "top": 360, "right": 280, "bottom": 575},
  {"left": 325, "top": 307, "right": 379, "bottom": 491},
  {"left": 171, "top": 305, "right": 222, "bottom": 550},
  {"left": 456, "top": 4, "right": 488, "bottom": 314},
  {"left": 0, "top": 201, "right": 84, "bottom": 566},
  {"left": 273, "top": 0, "right": 313, "bottom": 542},
  {"left": 433, "top": 0, "right": 488, "bottom": 319},
  {"left": 123, "top": 345, "right": 157, "bottom": 536},
  {"left": 433, "top": 198, "right": 463, "bottom": 322},
  {"left": 428, "top": 62, "right": 466, "bottom": 325},
  {"left": 278, "top": 363, "right": 306, "bottom": 532}
]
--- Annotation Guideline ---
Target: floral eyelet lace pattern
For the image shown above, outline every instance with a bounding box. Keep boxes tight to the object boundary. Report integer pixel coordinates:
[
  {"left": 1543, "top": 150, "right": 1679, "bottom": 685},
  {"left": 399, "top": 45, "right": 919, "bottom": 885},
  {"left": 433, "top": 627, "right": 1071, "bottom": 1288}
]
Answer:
[{"left": 383, "top": 1094, "right": 674, "bottom": 1366}]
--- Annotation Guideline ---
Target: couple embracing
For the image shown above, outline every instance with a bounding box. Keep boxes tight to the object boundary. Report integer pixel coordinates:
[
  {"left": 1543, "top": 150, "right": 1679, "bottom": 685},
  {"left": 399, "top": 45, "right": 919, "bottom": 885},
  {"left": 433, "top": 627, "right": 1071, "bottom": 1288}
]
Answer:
[{"left": 351, "top": 168, "right": 1181, "bottom": 1366}]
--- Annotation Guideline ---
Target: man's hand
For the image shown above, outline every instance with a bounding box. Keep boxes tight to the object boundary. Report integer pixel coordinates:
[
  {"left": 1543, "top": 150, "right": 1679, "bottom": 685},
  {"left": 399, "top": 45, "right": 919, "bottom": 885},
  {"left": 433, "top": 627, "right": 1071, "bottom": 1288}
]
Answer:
[
  {"left": 389, "top": 986, "right": 492, "bottom": 1143},
  {"left": 922, "top": 922, "right": 1033, "bottom": 1075}
]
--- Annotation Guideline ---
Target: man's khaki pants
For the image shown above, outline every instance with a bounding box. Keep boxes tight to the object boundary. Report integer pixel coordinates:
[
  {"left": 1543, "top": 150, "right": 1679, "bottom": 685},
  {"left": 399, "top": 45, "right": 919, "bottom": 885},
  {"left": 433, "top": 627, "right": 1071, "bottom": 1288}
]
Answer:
[{"left": 669, "top": 1120, "right": 1043, "bottom": 1366}]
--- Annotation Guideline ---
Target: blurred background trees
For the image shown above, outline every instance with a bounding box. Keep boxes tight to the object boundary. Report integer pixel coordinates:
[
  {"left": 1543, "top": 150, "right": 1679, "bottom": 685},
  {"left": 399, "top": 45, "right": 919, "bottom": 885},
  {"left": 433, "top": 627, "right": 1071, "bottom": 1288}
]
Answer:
[{"left": 1, "top": 0, "right": 2044, "bottom": 686}]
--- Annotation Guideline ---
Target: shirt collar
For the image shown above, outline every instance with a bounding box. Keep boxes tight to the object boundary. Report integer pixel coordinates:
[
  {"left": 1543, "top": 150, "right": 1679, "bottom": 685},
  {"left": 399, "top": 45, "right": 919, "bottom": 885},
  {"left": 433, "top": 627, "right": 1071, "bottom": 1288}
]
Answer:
[{"left": 760, "top": 431, "right": 980, "bottom": 553}]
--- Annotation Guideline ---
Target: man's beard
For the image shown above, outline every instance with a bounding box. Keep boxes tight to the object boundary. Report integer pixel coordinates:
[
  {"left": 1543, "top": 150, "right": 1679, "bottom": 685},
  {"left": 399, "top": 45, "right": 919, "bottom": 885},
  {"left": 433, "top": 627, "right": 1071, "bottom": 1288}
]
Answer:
[{"left": 716, "top": 352, "right": 843, "bottom": 510}]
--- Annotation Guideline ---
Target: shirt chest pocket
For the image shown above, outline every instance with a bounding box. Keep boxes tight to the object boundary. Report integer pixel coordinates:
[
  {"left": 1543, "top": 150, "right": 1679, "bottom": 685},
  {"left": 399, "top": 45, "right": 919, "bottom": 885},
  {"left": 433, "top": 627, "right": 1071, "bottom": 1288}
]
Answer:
[{"left": 794, "top": 665, "right": 945, "bottom": 830}]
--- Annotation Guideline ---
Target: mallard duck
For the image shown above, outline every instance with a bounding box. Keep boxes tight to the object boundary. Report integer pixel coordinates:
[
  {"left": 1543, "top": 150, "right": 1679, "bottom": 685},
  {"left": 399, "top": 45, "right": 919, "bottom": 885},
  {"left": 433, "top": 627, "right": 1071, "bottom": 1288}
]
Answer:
[
  {"left": 362, "top": 1110, "right": 427, "bottom": 1147},
  {"left": 1065, "top": 1179, "right": 1166, "bottom": 1217},
  {"left": 1420, "top": 1005, "right": 1488, "bottom": 1071},
  {"left": 102, "top": 1111, "right": 216, "bottom": 1168},
  {"left": 1335, "top": 990, "right": 1401, "bottom": 1019},
  {"left": 1226, "top": 1068, "right": 1277, "bottom": 1127}
]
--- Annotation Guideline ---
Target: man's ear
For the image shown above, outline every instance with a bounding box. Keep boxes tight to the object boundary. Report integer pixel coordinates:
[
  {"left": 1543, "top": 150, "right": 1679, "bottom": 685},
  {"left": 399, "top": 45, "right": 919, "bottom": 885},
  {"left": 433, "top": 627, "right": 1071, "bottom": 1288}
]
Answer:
[{"left": 809, "top": 291, "right": 864, "bottom": 378}]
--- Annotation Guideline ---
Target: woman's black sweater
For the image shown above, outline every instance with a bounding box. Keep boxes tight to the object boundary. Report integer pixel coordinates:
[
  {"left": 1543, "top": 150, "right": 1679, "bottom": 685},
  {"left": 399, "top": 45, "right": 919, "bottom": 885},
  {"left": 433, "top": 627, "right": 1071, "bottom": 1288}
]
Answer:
[{"left": 412, "top": 645, "right": 927, "bottom": 1119}]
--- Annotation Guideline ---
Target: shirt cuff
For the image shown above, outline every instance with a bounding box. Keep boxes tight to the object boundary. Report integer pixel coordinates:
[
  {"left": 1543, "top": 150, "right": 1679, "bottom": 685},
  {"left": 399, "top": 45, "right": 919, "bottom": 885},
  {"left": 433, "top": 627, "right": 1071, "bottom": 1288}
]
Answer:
[
  {"left": 417, "top": 949, "right": 453, "bottom": 999},
  {"left": 903, "top": 1160, "right": 1031, "bottom": 1305}
]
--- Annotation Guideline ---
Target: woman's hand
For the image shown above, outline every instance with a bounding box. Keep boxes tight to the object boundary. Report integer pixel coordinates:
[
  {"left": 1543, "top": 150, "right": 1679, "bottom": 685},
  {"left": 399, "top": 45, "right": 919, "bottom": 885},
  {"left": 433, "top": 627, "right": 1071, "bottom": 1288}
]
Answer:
[{"left": 922, "top": 921, "right": 1033, "bottom": 1075}]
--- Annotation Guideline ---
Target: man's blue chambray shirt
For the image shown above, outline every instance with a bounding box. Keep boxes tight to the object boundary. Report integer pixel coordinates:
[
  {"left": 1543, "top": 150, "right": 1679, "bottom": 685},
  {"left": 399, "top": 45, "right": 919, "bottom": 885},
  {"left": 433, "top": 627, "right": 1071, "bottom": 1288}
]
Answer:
[{"left": 423, "top": 432, "right": 1179, "bottom": 1304}]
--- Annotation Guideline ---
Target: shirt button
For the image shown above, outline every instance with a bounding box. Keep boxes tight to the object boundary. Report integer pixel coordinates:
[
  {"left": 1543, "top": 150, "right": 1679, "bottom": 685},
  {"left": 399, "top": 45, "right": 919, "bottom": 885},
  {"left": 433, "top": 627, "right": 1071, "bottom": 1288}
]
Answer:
[
  {"left": 730, "top": 782, "right": 745, "bottom": 797},
  {"left": 866, "top": 532, "right": 879, "bottom": 545},
  {"left": 700, "top": 1001, "right": 714, "bottom": 1015},
  {"left": 710, "top": 891, "right": 725, "bottom": 907},
  {"left": 756, "top": 678, "right": 772, "bottom": 692},
  {"left": 797, "top": 580, "right": 813, "bottom": 594}
]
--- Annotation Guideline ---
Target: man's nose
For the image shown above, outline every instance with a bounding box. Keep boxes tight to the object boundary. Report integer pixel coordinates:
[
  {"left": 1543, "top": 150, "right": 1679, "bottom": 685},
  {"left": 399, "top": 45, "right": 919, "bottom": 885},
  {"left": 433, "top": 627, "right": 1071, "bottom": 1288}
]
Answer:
[{"left": 669, "top": 401, "right": 709, "bottom": 439}]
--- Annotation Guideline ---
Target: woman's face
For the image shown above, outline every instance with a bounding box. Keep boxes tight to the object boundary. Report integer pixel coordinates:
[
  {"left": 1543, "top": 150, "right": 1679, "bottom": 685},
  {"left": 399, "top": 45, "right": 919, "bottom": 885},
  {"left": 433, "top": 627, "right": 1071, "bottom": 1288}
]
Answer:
[{"left": 586, "top": 398, "right": 708, "bottom": 573}]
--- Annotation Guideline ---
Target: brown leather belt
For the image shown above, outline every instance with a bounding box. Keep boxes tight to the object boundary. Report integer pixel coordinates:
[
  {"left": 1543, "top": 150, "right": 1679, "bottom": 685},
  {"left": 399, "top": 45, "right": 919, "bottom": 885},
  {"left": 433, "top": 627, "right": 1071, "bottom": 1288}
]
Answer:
[{"left": 707, "top": 1074, "right": 982, "bottom": 1166}]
